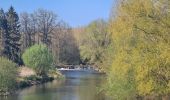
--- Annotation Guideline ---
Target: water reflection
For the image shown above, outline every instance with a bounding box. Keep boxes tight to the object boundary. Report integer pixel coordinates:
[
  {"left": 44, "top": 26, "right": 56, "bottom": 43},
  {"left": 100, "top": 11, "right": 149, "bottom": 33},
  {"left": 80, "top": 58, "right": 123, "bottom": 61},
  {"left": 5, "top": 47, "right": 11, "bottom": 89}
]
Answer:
[{"left": 1, "top": 70, "right": 107, "bottom": 100}]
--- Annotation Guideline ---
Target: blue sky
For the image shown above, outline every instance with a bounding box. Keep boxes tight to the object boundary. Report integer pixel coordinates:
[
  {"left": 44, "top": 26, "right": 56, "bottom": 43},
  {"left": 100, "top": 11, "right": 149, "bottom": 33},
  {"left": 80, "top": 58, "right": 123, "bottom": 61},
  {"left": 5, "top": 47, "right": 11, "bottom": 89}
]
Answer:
[{"left": 0, "top": 0, "right": 114, "bottom": 27}]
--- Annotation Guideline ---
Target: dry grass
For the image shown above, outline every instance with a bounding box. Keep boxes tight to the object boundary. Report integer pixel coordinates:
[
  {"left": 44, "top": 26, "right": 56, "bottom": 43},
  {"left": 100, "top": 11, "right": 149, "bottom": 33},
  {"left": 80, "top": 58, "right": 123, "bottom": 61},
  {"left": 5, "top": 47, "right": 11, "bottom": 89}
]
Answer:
[{"left": 18, "top": 66, "right": 36, "bottom": 77}]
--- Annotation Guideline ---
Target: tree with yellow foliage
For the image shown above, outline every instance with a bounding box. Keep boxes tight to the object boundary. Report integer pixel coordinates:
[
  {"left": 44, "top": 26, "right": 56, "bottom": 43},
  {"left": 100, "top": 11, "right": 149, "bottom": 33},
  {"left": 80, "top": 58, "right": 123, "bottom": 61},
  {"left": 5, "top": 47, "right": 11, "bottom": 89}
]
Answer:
[{"left": 106, "top": 0, "right": 170, "bottom": 99}]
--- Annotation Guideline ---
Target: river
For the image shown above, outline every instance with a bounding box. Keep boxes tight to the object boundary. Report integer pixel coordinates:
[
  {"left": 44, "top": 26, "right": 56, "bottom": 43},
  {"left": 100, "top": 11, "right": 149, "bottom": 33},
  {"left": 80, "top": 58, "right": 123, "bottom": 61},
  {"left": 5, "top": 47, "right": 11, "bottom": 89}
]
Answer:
[{"left": 1, "top": 70, "right": 108, "bottom": 100}]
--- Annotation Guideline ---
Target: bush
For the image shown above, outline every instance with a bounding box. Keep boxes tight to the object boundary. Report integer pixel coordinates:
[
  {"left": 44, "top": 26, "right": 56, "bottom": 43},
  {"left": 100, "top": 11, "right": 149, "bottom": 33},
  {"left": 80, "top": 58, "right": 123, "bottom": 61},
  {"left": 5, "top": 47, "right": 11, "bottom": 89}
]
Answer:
[
  {"left": 22, "top": 44, "right": 53, "bottom": 76},
  {"left": 0, "top": 57, "right": 17, "bottom": 94}
]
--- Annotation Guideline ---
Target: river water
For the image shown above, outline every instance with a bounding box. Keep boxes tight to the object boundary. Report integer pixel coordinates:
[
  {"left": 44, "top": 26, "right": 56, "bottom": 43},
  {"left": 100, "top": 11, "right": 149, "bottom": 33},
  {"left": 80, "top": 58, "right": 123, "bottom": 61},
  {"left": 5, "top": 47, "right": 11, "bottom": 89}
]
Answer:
[{"left": 2, "top": 70, "right": 108, "bottom": 100}]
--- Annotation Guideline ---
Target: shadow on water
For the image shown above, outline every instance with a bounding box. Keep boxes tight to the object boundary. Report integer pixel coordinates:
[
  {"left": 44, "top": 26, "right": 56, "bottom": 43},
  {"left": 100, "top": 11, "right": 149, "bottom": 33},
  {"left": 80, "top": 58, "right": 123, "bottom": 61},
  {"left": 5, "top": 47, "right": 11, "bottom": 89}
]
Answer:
[{"left": 1, "top": 70, "right": 110, "bottom": 100}]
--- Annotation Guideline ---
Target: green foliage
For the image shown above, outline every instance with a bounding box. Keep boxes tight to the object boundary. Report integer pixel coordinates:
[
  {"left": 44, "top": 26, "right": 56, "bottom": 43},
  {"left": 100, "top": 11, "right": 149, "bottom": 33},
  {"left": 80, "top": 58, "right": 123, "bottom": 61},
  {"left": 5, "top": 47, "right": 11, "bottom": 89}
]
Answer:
[
  {"left": 105, "top": 0, "right": 170, "bottom": 99},
  {"left": 79, "top": 19, "right": 111, "bottom": 68},
  {"left": 0, "top": 57, "right": 17, "bottom": 93},
  {"left": 22, "top": 44, "right": 53, "bottom": 75}
]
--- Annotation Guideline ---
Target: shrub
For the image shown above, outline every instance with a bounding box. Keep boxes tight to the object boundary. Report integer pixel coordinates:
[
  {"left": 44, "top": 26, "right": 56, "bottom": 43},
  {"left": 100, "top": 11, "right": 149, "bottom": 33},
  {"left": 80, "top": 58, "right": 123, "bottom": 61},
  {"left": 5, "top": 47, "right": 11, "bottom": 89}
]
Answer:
[
  {"left": 22, "top": 44, "right": 53, "bottom": 76},
  {"left": 0, "top": 57, "right": 17, "bottom": 94}
]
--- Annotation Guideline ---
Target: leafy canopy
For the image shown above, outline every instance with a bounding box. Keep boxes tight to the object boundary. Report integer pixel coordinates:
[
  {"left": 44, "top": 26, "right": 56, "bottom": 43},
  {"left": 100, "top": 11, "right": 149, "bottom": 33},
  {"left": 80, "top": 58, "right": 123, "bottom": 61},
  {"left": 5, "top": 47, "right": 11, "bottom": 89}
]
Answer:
[
  {"left": 106, "top": 0, "right": 170, "bottom": 99},
  {"left": 22, "top": 44, "right": 53, "bottom": 75}
]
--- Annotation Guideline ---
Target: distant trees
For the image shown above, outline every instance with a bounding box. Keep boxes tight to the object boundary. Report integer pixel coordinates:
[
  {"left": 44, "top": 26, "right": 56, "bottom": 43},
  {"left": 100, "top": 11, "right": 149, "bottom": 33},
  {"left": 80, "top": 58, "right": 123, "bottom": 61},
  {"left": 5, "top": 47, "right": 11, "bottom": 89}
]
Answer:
[
  {"left": 35, "top": 9, "right": 57, "bottom": 47},
  {"left": 52, "top": 22, "right": 80, "bottom": 64},
  {"left": 20, "top": 9, "right": 80, "bottom": 65},
  {"left": 78, "top": 19, "right": 111, "bottom": 68},
  {"left": 20, "top": 9, "right": 57, "bottom": 50},
  {"left": 0, "top": 6, "right": 80, "bottom": 65},
  {"left": 20, "top": 12, "right": 34, "bottom": 49}
]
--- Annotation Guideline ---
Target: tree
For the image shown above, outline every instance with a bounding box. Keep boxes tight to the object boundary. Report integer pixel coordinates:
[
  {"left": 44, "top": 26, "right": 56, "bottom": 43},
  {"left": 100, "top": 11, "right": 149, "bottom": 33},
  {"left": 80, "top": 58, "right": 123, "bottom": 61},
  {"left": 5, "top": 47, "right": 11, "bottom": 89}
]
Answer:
[
  {"left": 106, "top": 0, "right": 170, "bottom": 99},
  {"left": 20, "top": 12, "right": 32, "bottom": 49},
  {"left": 34, "top": 9, "right": 57, "bottom": 47},
  {"left": 4, "top": 6, "right": 21, "bottom": 64},
  {"left": 22, "top": 44, "right": 53, "bottom": 76},
  {"left": 20, "top": 12, "right": 38, "bottom": 52},
  {"left": 0, "top": 8, "right": 7, "bottom": 56}
]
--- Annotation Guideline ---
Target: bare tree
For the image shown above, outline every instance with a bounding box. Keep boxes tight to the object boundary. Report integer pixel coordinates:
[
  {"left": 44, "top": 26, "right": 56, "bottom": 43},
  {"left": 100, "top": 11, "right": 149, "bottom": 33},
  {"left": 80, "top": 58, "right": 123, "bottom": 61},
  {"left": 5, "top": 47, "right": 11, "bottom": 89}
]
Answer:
[
  {"left": 34, "top": 9, "right": 57, "bottom": 48},
  {"left": 20, "top": 9, "right": 80, "bottom": 65},
  {"left": 20, "top": 12, "right": 38, "bottom": 52},
  {"left": 20, "top": 12, "right": 31, "bottom": 50},
  {"left": 52, "top": 21, "right": 80, "bottom": 64},
  {"left": 30, "top": 13, "right": 37, "bottom": 44}
]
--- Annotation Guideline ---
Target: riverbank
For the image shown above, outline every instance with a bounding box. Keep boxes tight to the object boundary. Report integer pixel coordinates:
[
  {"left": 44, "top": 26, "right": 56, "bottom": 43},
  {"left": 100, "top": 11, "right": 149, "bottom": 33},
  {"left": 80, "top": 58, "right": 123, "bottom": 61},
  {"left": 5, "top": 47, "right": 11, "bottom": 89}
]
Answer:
[
  {"left": 0, "top": 67, "right": 64, "bottom": 96},
  {"left": 0, "top": 76, "right": 53, "bottom": 96},
  {"left": 17, "top": 67, "right": 64, "bottom": 89},
  {"left": 1, "top": 70, "right": 106, "bottom": 100},
  {"left": 17, "top": 75, "right": 54, "bottom": 89}
]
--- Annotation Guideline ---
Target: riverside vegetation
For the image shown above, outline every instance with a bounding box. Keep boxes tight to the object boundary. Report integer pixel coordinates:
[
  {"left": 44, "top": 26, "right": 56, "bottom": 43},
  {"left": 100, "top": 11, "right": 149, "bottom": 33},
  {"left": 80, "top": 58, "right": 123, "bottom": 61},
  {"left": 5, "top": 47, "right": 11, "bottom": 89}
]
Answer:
[
  {"left": 0, "top": 0, "right": 170, "bottom": 99},
  {"left": 0, "top": 6, "right": 75, "bottom": 95},
  {"left": 105, "top": 0, "right": 170, "bottom": 99},
  {"left": 0, "top": 44, "right": 63, "bottom": 96},
  {"left": 74, "top": 0, "right": 170, "bottom": 99}
]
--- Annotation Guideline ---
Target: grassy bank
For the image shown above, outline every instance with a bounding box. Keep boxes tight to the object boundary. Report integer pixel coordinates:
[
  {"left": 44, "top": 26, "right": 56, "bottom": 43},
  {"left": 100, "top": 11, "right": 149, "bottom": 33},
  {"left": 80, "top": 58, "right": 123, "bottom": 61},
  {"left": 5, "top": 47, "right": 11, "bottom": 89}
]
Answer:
[
  {"left": 17, "top": 75, "right": 54, "bottom": 89},
  {"left": 0, "top": 67, "right": 64, "bottom": 96},
  {"left": 17, "top": 67, "right": 64, "bottom": 89}
]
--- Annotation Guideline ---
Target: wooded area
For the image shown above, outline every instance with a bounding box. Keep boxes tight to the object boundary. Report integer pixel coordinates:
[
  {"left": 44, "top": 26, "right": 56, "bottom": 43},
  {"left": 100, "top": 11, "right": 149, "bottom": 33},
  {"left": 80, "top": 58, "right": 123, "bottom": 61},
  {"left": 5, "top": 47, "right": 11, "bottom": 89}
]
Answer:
[{"left": 0, "top": 7, "right": 80, "bottom": 65}]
